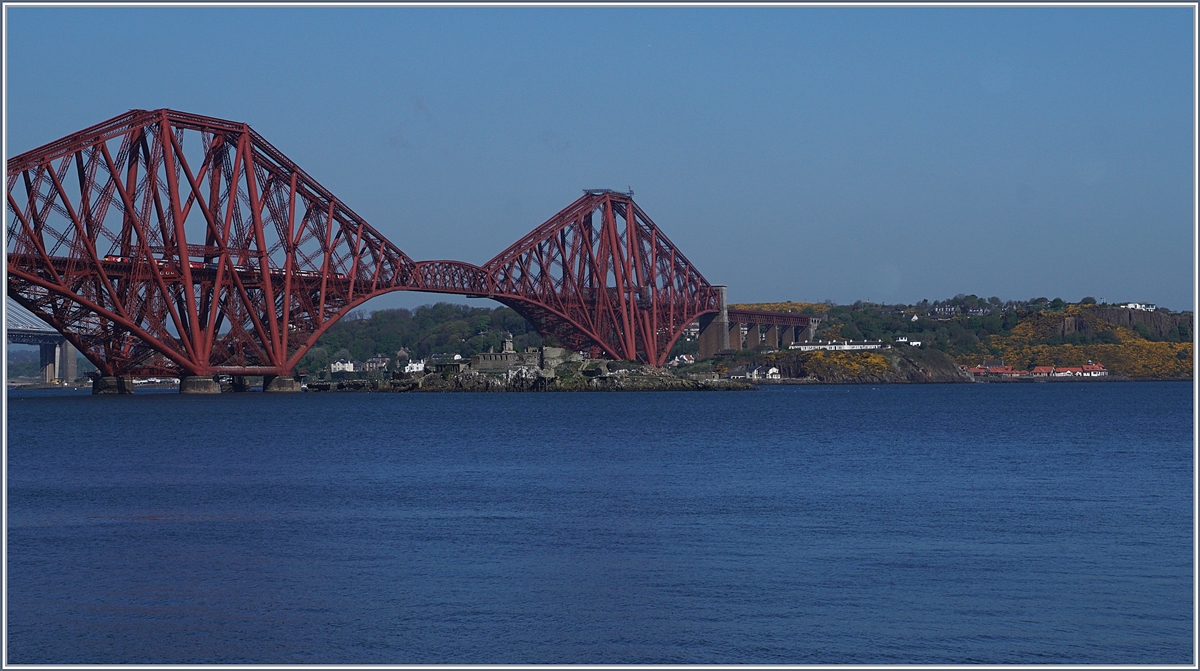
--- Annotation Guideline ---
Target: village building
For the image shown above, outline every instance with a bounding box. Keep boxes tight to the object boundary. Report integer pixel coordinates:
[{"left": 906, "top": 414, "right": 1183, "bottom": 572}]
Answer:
[
  {"left": 360, "top": 354, "right": 390, "bottom": 372},
  {"left": 668, "top": 354, "right": 695, "bottom": 367},
  {"left": 749, "top": 366, "right": 781, "bottom": 380},
  {"left": 789, "top": 340, "right": 887, "bottom": 352},
  {"left": 426, "top": 354, "right": 466, "bottom": 373},
  {"left": 471, "top": 334, "right": 541, "bottom": 371},
  {"left": 968, "top": 359, "right": 1108, "bottom": 379},
  {"left": 726, "top": 365, "right": 781, "bottom": 380}
]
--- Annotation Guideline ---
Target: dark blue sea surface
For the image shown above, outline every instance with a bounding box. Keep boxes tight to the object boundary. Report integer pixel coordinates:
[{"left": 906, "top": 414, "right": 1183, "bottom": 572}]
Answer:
[{"left": 6, "top": 382, "right": 1193, "bottom": 663}]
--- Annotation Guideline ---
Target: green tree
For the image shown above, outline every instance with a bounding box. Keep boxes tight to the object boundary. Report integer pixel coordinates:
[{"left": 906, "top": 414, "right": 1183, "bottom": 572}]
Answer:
[{"left": 300, "top": 346, "right": 331, "bottom": 373}]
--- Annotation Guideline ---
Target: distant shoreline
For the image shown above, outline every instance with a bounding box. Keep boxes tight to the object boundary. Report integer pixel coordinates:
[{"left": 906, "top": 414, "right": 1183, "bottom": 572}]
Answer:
[{"left": 750, "top": 375, "right": 1190, "bottom": 386}]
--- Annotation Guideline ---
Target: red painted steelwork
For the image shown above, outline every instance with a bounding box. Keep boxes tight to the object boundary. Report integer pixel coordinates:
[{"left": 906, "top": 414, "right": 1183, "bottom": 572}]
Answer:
[
  {"left": 480, "top": 191, "right": 718, "bottom": 364},
  {"left": 8, "top": 110, "right": 720, "bottom": 374}
]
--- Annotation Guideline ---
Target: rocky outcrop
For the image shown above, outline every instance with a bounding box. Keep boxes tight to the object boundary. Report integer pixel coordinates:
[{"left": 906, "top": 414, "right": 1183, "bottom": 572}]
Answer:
[
  {"left": 1091, "top": 307, "right": 1192, "bottom": 340},
  {"left": 752, "top": 346, "right": 972, "bottom": 384},
  {"left": 883, "top": 347, "right": 975, "bottom": 383}
]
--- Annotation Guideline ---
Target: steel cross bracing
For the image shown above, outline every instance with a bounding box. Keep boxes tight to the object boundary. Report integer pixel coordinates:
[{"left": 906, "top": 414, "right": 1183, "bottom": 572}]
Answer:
[
  {"left": 478, "top": 191, "right": 718, "bottom": 364},
  {"left": 7, "top": 109, "right": 720, "bottom": 375}
]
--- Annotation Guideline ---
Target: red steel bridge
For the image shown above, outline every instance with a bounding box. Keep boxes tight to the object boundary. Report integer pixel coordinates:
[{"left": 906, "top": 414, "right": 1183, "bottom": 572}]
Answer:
[{"left": 7, "top": 109, "right": 814, "bottom": 390}]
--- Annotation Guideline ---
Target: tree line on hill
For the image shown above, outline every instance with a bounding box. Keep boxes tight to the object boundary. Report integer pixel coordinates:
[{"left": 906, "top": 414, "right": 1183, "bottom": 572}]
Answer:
[
  {"left": 728, "top": 295, "right": 1191, "bottom": 378},
  {"left": 736, "top": 295, "right": 1191, "bottom": 359},
  {"left": 298, "top": 303, "right": 543, "bottom": 374}
]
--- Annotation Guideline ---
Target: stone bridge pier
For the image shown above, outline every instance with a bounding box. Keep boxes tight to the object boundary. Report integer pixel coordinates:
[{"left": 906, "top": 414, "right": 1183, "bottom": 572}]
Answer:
[{"left": 697, "top": 289, "right": 822, "bottom": 358}]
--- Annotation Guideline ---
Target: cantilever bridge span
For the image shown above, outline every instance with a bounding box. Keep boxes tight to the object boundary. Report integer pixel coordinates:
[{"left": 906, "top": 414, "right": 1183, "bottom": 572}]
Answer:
[{"left": 7, "top": 109, "right": 812, "bottom": 388}]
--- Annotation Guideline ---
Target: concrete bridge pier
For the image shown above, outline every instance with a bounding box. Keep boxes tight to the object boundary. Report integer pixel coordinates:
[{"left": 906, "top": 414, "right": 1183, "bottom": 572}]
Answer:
[
  {"left": 39, "top": 339, "right": 77, "bottom": 383},
  {"left": 180, "top": 376, "right": 221, "bottom": 394},
  {"left": 728, "top": 321, "right": 744, "bottom": 352},
  {"left": 777, "top": 325, "right": 795, "bottom": 348},
  {"left": 697, "top": 285, "right": 730, "bottom": 359},
  {"left": 263, "top": 374, "right": 302, "bottom": 393},
  {"left": 804, "top": 317, "right": 822, "bottom": 342},
  {"left": 92, "top": 376, "right": 135, "bottom": 394},
  {"left": 764, "top": 325, "right": 780, "bottom": 349}
]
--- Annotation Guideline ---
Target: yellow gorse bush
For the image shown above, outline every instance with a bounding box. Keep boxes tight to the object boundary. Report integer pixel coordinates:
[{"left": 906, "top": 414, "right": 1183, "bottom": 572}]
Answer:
[{"left": 801, "top": 350, "right": 892, "bottom": 378}]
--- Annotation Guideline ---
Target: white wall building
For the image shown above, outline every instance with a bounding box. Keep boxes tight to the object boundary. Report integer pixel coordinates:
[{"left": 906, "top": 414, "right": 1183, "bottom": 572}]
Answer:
[{"left": 789, "top": 340, "right": 885, "bottom": 352}]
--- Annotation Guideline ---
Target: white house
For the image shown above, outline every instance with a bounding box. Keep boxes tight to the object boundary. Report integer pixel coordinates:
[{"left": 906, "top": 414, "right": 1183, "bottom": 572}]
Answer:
[
  {"left": 403, "top": 360, "right": 426, "bottom": 374},
  {"left": 669, "top": 354, "right": 695, "bottom": 367},
  {"left": 331, "top": 358, "right": 355, "bottom": 373}
]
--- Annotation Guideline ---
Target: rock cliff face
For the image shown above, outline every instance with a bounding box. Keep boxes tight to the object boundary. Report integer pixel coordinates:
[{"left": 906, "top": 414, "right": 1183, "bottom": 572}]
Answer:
[
  {"left": 883, "top": 347, "right": 975, "bottom": 383},
  {"left": 1054, "top": 314, "right": 1098, "bottom": 338},
  {"left": 1091, "top": 308, "right": 1192, "bottom": 340}
]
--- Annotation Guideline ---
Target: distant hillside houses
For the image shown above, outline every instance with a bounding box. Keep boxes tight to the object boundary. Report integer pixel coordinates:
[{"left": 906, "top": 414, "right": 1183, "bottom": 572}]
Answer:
[
  {"left": 967, "top": 361, "right": 1108, "bottom": 378},
  {"left": 330, "top": 354, "right": 391, "bottom": 374},
  {"left": 1121, "top": 302, "right": 1158, "bottom": 312}
]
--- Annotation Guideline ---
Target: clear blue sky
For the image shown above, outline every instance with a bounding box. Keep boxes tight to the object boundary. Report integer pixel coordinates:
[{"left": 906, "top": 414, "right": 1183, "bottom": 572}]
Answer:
[{"left": 5, "top": 5, "right": 1195, "bottom": 311}]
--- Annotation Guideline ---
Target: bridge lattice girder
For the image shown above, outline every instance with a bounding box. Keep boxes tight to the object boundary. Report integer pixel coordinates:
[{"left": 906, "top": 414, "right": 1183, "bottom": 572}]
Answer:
[
  {"left": 480, "top": 191, "right": 717, "bottom": 364},
  {"left": 7, "top": 109, "right": 718, "bottom": 375}
]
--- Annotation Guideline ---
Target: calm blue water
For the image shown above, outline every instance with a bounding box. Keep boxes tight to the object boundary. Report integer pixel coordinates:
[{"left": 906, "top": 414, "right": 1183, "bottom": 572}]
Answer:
[{"left": 6, "top": 382, "right": 1194, "bottom": 664}]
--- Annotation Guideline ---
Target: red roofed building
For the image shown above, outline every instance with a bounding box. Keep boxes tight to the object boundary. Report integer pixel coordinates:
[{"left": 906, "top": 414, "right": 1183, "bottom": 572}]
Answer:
[
  {"left": 1031, "top": 366, "right": 1055, "bottom": 376},
  {"left": 989, "top": 365, "right": 1030, "bottom": 377},
  {"left": 1082, "top": 363, "right": 1108, "bottom": 376}
]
